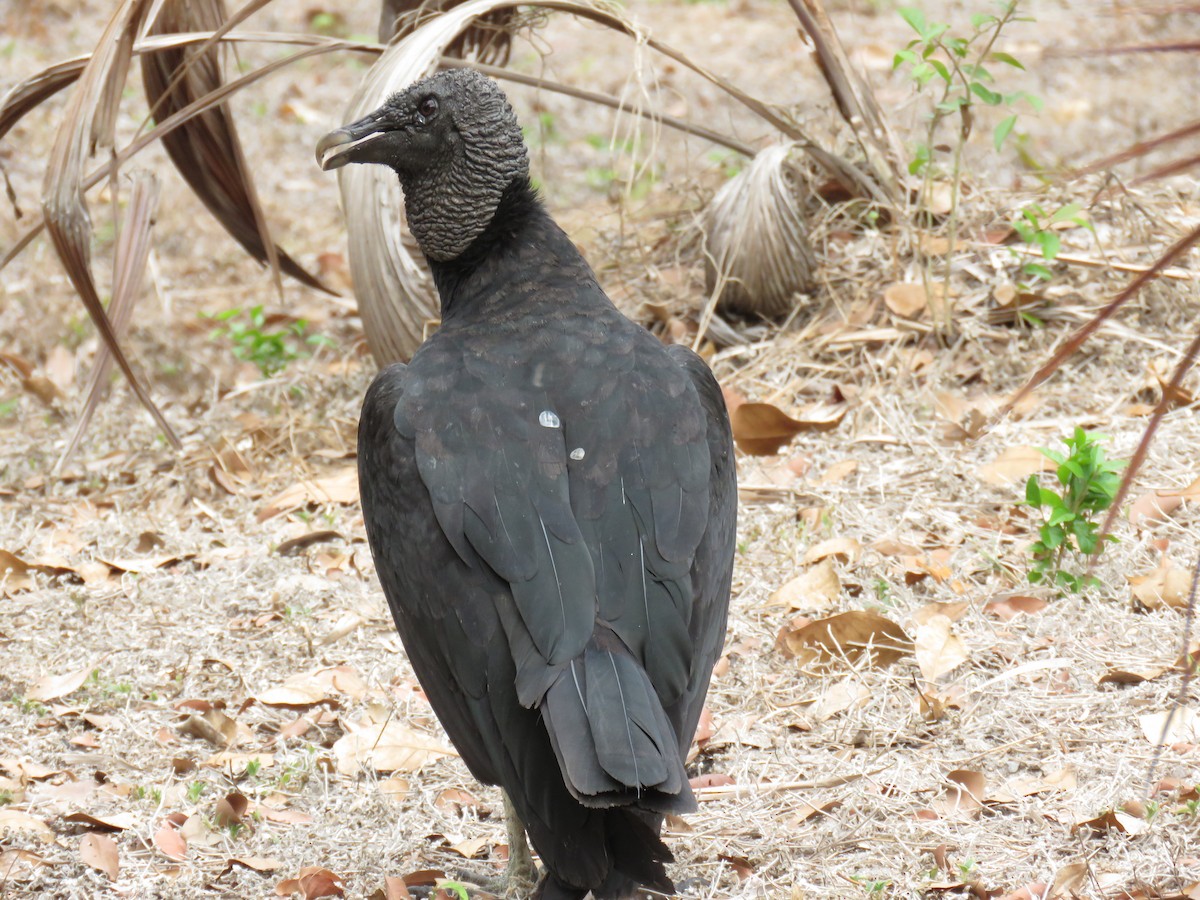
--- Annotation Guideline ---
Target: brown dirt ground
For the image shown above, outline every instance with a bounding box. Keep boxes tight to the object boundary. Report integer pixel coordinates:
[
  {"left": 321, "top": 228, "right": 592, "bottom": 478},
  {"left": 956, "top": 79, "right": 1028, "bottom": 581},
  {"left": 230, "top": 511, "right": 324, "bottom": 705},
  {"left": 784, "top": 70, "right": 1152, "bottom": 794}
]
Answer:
[{"left": 2, "top": 1, "right": 1200, "bottom": 898}]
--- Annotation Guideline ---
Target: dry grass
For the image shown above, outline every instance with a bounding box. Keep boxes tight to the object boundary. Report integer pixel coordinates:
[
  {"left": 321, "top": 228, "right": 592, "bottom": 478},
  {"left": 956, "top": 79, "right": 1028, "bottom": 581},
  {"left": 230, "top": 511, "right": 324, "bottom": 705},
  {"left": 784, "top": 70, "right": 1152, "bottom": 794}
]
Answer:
[{"left": 2, "top": 1, "right": 1200, "bottom": 898}]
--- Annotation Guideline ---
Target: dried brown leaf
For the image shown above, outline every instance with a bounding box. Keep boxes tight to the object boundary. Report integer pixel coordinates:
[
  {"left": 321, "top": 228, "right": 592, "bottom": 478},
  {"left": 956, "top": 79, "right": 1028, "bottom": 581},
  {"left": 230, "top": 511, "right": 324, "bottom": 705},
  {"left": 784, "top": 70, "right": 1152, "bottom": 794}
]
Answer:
[
  {"left": 1129, "top": 561, "right": 1192, "bottom": 610},
  {"left": 779, "top": 610, "right": 912, "bottom": 669},
  {"left": 977, "top": 445, "right": 1052, "bottom": 486},
  {"left": 768, "top": 559, "right": 839, "bottom": 612},
  {"left": 914, "top": 614, "right": 968, "bottom": 681},
  {"left": 333, "top": 718, "right": 454, "bottom": 775},
  {"left": 28, "top": 663, "right": 94, "bottom": 702},
  {"left": 276, "top": 865, "right": 345, "bottom": 899},
  {"left": 79, "top": 833, "right": 119, "bottom": 881},
  {"left": 731, "top": 401, "right": 846, "bottom": 456}
]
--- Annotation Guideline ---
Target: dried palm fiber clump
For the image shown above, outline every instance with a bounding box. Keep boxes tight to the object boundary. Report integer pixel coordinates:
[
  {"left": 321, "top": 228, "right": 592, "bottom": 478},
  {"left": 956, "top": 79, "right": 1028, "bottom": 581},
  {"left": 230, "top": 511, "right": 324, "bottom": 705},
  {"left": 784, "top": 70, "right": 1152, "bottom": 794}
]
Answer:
[{"left": 702, "top": 142, "right": 817, "bottom": 318}]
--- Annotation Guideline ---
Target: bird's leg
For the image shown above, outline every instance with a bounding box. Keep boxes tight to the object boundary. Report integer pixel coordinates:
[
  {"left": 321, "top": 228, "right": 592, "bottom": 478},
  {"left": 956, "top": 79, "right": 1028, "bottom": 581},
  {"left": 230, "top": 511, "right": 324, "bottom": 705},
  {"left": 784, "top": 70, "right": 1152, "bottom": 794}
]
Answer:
[{"left": 502, "top": 788, "right": 538, "bottom": 895}]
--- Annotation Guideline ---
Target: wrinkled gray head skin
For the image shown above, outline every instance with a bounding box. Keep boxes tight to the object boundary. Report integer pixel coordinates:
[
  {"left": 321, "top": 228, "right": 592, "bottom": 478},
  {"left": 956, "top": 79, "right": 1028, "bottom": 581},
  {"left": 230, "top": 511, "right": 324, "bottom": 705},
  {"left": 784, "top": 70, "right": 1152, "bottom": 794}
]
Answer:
[{"left": 317, "top": 69, "right": 529, "bottom": 262}]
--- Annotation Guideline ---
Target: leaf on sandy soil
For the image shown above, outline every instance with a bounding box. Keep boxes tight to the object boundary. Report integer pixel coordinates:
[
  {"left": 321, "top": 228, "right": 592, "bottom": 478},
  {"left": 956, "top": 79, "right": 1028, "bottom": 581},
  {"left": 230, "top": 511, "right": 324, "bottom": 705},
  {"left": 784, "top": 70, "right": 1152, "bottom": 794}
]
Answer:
[
  {"left": 778, "top": 610, "right": 913, "bottom": 669},
  {"left": 731, "top": 401, "right": 847, "bottom": 456},
  {"left": 372, "top": 876, "right": 413, "bottom": 900},
  {"left": 333, "top": 718, "right": 454, "bottom": 775},
  {"left": 1098, "top": 664, "right": 1167, "bottom": 685},
  {"left": 276, "top": 866, "right": 346, "bottom": 899},
  {"left": 977, "top": 445, "right": 1053, "bottom": 486},
  {"left": 912, "top": 601, "right": 970, "bottom": 625},
  {"left": 259, "top": 467, "right": 358, "bottom": 521},
  {"left": 914, "top": 614, "right": 968, "bottom": 681},
  {"left": 1, "top": 759, "right": 64, "bottom": 781},
  {"left": 988, "top": 767, "right": 1076, "bottom": 803},
  {"left": 715, "top": 853, "right": 755, "bottom": 881},
  {"left": 984, "top": 595, "right": 1048, "bottom": 620},
  {"left": 1139, "top": 709, "right": 1200, "bottom": 746},
  {"left": 79, "top": 832, "right": 118, "bottom": 880},
  {"left": 379, "top": 777, "right": 410, "bottom": 803},
  {"left": 255, "top": 804, "right": 314, "bottom": 826},
  {"left": 791, "top": 799, "right": 841, "bottom": 825},
  {"left": 0, "top": 549, "right": 36, "bottom": 592},
  {"left": 932, "top": 769, "right": 986, "bottom": 818},
  {"left": 1164, "top": 475, "right": 1200, "bottom": 500},
  {"left": 1072, "top": 809, "right": 1149, "bottom": 836},
  {"left": 215, "top": 792, "right": 249, "bottom": 828},
  {"left": 434, "top": 788, "right": 483, "bottom": 816},
  {"left": 276, "top": 530, "right": 343, "bottom": 556},
  {"left": 883, "top": 282, "right": 927, "bottom": 318},
  {"left": 156, "top": 820, "right": 190, "bottom": 864},
  {"left": 899, "top": 550, "right": 953, "bottom": 586},
  {"left": 768, "top": 559, "right": 839, "bottom": 612},
  {"left": 28, "top": 663, "right": 95, "bottom": 701},
  {"left": 1047, "top": 862, "right": 1088, "bottom": 898},
  {"left": 0, "top": 809, "right": 55, "bottom": 841},
  {"left": 1129, "top": 561, "right": 1192, "bottom": 610},
  {"left": 95, "top": 553, "right": 192, "bottom": 574},
  {"left": 448, "top": 836, "right": 490, "bottom": 859},
  {"left": 179, "top": 708, "right": 242, "bottom": 748},
  {"left": 814, "top": 678, "right": 871, "bottom": 721},
  {"left": 1128, "top": 490, "right": 1184, "bottom": 527},
  {"left": 802, "top": 537, "right": 861, "bottom": 565},
  {"left": 63, "top": 811, "right": 140, "bottom": 831},
  {"left": 0, "top": 848, "right": 55, "bottom": 881},
  {"left": 819, "top": 459, "right": 858, "bottom": 484},
  {"left": 223, "top": 856, "right": 284, "bottom": 876}
]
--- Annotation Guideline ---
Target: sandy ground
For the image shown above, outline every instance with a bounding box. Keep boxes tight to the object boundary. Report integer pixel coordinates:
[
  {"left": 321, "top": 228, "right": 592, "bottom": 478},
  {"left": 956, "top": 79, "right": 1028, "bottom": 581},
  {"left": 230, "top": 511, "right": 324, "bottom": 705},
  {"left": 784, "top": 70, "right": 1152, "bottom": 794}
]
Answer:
[{"left": 1, "top": 1, "right": 1199, "bottom": 897}]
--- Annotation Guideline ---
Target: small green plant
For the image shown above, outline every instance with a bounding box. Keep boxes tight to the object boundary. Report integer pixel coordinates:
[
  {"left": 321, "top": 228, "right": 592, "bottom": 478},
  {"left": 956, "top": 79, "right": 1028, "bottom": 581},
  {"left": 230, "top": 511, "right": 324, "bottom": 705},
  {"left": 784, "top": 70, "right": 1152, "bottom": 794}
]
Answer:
[
  {"left": 243, "top": 758, "right": 263, "bottom": 780},
  {"left": 1179, "top": 798, "right": 1200, "bottom": 817},
  {"left": 1011, "top": 201, "right": 1092, "bottom": 291},
  {"left": 956, "top": 857, "right": 978, "bottom": 879},
  {"left": 186, "top": 781, "right": 206, "bottom": 803},
  {"left": 851, "top": 876, "right": 891, "bottom": 898},
  {"left": 0, "top": 789, "right": 14, "bottom": 805},
  {"left": 439, "top": 882, "right": 470, "bottom": 900},
  {"left": 893, "top": 2, "right": 1040, "bottom": 337},
  {"left": 1022, "top": 428, "right": 1126, "bottom": 592},
  {"left": 204, "top": 306, "right": 332, "bottom": 377}
]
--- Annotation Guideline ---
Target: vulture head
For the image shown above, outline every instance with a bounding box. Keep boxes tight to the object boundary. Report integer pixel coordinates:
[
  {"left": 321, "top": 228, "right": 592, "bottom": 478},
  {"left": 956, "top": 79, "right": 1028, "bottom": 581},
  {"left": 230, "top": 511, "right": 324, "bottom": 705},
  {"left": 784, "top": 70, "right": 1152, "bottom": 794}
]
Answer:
[{"left": 317, "top": 68, "right": 530, "bottom": 261}]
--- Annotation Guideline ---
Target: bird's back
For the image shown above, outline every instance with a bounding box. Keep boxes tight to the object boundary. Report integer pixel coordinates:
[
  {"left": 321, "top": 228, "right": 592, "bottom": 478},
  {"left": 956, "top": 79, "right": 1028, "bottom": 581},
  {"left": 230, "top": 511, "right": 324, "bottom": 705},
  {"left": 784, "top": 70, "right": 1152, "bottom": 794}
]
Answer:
[{"left": 355, "top": 158, "right": 735, "bottom": 900}]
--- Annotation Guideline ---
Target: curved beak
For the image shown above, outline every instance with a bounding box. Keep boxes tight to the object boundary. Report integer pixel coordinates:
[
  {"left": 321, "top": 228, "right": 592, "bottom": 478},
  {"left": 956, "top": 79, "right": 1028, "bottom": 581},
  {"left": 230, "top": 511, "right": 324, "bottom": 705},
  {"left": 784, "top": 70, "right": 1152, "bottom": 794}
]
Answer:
[{"left": 316, "top": 107, "right": 398, "bottom": 171}]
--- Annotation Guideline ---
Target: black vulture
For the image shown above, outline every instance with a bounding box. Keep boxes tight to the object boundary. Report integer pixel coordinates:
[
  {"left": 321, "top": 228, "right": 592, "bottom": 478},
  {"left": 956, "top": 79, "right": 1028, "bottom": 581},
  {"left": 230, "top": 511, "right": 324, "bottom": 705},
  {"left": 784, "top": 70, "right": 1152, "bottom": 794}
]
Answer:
[{"left": 317, "top": 69, "right": 736, "bottom": 900}]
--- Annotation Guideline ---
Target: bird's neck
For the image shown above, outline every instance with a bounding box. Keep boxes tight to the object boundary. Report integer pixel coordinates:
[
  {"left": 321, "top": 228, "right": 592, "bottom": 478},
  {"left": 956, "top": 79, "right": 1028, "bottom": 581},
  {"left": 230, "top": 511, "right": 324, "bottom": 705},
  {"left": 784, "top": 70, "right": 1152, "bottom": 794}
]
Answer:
[{"left": 426, "top": 177, "right": 590, "bottom": 322}]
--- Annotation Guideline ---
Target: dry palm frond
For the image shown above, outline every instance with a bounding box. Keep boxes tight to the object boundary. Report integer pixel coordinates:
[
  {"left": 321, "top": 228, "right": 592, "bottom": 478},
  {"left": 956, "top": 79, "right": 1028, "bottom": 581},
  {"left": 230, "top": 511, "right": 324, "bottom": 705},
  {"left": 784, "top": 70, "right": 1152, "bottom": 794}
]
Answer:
[
  {"left": 784, "top": 0, "right": 904, "bottom": 204},
  {"left": 57, "top": 173, "right": 160, "bottom": 471},
  {"left": 381, "top": 0, "right": 514, "bottom": 63},
  {"left": 139, "top": 0, "right": 328, "bottom": 295},
  {"left": 40, "top": 0, "right": 181, "bottom": 448},
  {"left": 701, "top": 142, "right": 817, "bottom": 321}
]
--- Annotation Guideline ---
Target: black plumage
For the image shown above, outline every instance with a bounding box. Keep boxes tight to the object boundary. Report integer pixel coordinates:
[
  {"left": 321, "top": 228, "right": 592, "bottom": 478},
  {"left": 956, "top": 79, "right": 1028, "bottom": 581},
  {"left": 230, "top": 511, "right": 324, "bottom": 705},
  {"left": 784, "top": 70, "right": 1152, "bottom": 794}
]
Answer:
[{"left": 318, "top": 69, "right": 736, "bottom": 900}]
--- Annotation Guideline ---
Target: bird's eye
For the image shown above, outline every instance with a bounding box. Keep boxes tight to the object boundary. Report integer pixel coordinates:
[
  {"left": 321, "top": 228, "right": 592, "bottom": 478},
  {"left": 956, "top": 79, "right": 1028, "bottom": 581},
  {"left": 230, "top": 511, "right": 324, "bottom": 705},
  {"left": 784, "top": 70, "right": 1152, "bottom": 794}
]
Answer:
[{"left": 417, "top": 96, "right": 439, "bottom": 123}]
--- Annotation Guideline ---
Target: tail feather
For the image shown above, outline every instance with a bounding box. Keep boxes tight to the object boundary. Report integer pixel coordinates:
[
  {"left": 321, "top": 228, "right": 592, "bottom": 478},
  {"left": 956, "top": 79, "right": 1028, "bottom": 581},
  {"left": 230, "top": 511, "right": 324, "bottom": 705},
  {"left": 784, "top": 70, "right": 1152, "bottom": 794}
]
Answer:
[{"left": 540, "top": 633, "right": 694, "bottom": 813}]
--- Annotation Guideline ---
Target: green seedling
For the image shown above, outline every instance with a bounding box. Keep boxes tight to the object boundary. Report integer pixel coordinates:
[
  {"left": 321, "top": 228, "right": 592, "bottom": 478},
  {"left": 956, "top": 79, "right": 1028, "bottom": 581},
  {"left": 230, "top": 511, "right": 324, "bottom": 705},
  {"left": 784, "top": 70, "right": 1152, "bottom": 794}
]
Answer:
[{"left": 1023, "top": 428, "right": 1125, "bottom": 592}]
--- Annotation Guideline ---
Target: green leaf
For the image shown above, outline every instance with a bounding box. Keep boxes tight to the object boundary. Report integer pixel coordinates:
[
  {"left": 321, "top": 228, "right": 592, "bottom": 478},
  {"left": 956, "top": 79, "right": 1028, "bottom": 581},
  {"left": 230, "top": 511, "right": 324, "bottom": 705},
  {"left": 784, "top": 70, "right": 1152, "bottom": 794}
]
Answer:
[
  {"left": 993, "top": 114, "right": 1017, "bottom": 149},
  {"left": 970, "top": 82, "right": 1003, "bottom": 105},
  {"left": 893, "top": 48, "right": 918, "bottom": 68},
  {"left": 989, "top": 51, "right": 1025, "bottom": 69},
  {"left": 1036, "top": 230, "right": 1061, "bottom": 261},
  {"left": 1048, "top": 507, "right": 1075, "bottom": 527},
  {"left": 899, "top": 7, "right": 927, "bottom": 36},
  {"left": 1025, "top": 475, "right": 1041, "bottom": 506},
  {"left": 1048, "top": 202, "right": 1084, "bottom": 225},
  {"left": 929, "top": 59, "right": 952, "bottom": 84}
]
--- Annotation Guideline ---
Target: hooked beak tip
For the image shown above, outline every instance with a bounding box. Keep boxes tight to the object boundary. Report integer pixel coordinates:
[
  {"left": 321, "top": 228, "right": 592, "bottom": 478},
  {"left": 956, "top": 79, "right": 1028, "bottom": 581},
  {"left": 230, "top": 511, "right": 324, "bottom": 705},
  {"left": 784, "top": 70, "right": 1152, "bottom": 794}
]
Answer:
[{"left": 316, "top": 128, "right": 355, "bottom": 171}]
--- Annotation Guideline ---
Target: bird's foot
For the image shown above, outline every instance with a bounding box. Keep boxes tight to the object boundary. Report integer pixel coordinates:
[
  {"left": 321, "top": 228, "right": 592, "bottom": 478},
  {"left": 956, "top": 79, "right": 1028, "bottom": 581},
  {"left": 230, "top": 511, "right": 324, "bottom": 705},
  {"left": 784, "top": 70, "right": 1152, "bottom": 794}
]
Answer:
[{"left": 502, "top": 790, "right": 539, "bottom": 897}]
